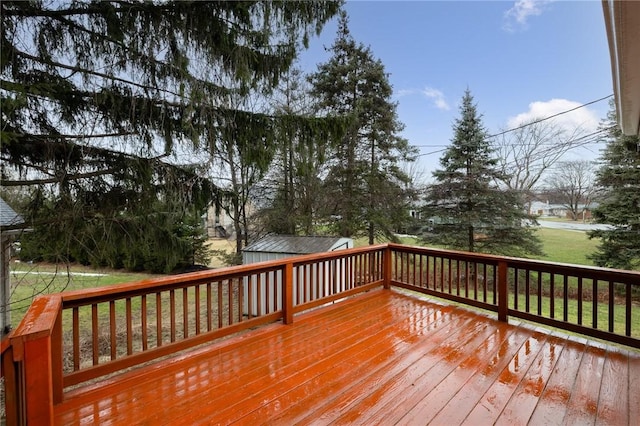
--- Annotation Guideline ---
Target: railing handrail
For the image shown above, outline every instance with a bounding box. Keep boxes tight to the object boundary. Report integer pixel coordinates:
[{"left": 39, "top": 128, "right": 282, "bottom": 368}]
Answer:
[
  {"left": 59, "top": 244, "right": 388, "bottom": 308},
  {"left": 388, "top": 243, "right": 640, "bottom": 349},
  {"left": 388, "top": 243, "right": 640, "bottom": 285}
]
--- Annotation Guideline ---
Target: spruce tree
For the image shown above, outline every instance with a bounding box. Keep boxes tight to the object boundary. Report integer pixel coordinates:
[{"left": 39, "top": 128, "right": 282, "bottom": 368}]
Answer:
[
  {"left": 262, "top": 67, "right": 329, "bottom": 236},
  {"left": 422, "top": 89, "right": 542, "bottom": 257},
  {"left": 588, "top": 102, "right": 640, "bottom": 270},
  {"left": 309, "top": 12, "right": 416, "bottom": 242},
  {"left": 1, "top": 1, "right": 341, "bottom": 270}
]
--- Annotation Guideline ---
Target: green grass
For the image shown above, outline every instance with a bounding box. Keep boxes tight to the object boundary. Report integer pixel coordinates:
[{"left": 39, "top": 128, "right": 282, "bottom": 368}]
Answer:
[
  {"left": 417, "top": 287, "right": 640, "bottom": 339},
  {"left": 357, "top": 227, "right": 600, "bottom": 266},
  {"left": 532, "top": 228, "right": 599, "bottom": 266},
  {"left": 8, "top": 262, "right": 157, "bottom": 329}
]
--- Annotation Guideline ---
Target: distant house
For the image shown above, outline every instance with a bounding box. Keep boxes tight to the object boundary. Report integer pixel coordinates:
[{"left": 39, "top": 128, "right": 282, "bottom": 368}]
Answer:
[
  {"left": 203, "top": 203, "right": 234, "bottom": 238},
  {"left": 0, "top": 197, "right": 26, "bottom": 335},
  {"left": 529, "top": 200, "right": 598, "bottom": 220},
  {"left": 529, "top": 201, "right": 568, "bottom": 217}
]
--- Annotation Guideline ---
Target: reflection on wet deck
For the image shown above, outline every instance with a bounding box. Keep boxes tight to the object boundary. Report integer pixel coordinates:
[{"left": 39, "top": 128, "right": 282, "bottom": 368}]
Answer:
[{"left": 55, "top": 289, "right": 640, "bottom": 425}]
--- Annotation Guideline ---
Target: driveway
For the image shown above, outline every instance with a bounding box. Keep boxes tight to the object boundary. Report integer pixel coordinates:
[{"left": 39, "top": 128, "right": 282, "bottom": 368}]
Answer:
[{"left": 536, "top": 220, "right": 614, "bottom": 232}]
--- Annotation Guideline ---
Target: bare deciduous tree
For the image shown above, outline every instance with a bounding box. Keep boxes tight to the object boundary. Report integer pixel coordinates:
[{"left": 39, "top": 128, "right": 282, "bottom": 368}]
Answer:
[
  {"left": 545, "top": 160, "right": 596, "bottom": 221},
  {"left": 492, "top": 119, "right": 587, "bottom": 212}
]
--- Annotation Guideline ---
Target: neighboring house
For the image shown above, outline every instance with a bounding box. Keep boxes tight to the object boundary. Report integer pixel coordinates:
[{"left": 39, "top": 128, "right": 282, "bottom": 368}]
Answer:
[
  {"left": 529, "top": 201, "right": 567, "bottom": 218},
  {"left": 0, "top": 197, "right": 26, "bottom": 335},
  {"left": 203, "top": 203, "right": 234, "bottom": 238},
  {"left": 529, "top": 200, "right": 598, "bottom": 220},
  {"left": 203, "top": 201, "right": 258, "bottom": 239}
]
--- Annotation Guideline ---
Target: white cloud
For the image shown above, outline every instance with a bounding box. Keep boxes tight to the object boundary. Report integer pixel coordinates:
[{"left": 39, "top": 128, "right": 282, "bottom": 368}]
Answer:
[
  {"left": 396, "top": 86, "right": 450, "bottom": 111},
  {"left": 396, "top": 88, "right": 417, "bottom": 98},
  {"left": 503, "top": 0, "right": 553, "bottom": 32},
  {"left": 507, "top": 98, "right": 600, "bottom": 135},
  {"left": 422, "top": 87, "right": 450, "bottom": 111}
]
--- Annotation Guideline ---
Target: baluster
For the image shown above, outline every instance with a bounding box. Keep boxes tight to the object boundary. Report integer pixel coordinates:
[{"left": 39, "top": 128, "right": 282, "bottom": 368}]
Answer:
[
  {"left": 126, "top": 298, "right": 132, "bottom": 355},
  {"left": 109, "top": 301, "right": 116, "bottom": 360},
  {"left": 92, "top": 304, "right": 99, "bottom": 365},
  {"left": 156, "top": 292, "right": 162, "bottom": 347},
  {"left": 141, "top": 294, "right": 148, "bottom": 350},
  {"left": 73, "top": 307, "right": 80, "bottom": 371}
]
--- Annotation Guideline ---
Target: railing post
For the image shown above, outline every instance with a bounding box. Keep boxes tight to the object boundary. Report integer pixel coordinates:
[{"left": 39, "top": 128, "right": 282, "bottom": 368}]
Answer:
[
  {"left": 498, "top": 260, "right": 508, "bottom": 322},
  {"left": 1, "top": 340, "right": 20, "bottom": 425},
  {"left": 51, "top": 306, "right": 63, "bottom": 404},
  {"left": 8, "top": 295, "right": 62, "bottom": 425},
  {"left": 283, "top": 262, "right": 294, "bottom": 324},
  {"left": 383, "top": 245, "right": 392, "bottom": 289}
]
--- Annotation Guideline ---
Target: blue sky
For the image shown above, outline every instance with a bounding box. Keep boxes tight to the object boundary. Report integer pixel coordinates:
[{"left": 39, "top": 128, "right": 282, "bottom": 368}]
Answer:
[{"left": 297, "top": 0, "right": 613, "bottom": 176}]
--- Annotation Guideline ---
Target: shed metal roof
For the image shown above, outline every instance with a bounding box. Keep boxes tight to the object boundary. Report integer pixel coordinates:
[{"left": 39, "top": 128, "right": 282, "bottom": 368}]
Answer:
[
  {"left": 243, "top": 235, "right": 348, "bottom": 255},
  {"left": 0, "top": 197, "right": 25, "bottom": 228}
]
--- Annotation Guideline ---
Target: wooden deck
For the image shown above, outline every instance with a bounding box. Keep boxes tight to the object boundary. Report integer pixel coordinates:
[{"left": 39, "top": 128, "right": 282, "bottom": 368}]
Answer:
[{"left": 53, "top": 289, "right": 640, "bottom": 425}]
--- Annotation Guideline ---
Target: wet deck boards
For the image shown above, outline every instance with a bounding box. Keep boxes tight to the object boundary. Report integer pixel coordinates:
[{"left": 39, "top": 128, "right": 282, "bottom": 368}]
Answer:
[{"left": 54, "top": 289, "right": 640, "bottom": 425}]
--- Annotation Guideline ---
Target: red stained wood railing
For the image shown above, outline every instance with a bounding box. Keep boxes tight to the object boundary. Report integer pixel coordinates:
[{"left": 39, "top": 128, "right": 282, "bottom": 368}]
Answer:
[
  {"left": 3, "top": 245, "right": 386, "bottom": 399},
  {"left": 3, "top": 243, "right": 640, "bottom": 425},
  {"left": 389, "top": 244, "right": 640, "bottom": 348}
]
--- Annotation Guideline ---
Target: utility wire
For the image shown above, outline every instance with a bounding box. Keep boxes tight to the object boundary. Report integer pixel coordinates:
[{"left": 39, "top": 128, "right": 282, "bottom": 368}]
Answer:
[
  {"left": 415, "top": 95, "right": 614, "bottom": 158},
  {"left": 486, "top": 94, "right": 613, "bottom": 139}
]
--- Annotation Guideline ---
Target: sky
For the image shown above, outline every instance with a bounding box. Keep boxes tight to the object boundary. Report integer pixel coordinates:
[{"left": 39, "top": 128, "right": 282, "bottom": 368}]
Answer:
[{"left": 296, "top": 0, "right": 613, "bottom": 177}]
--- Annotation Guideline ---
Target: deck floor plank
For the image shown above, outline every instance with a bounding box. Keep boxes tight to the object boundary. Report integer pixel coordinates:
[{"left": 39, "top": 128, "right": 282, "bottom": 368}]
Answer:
[
  {"left": 365, "top": 321, "right": 523, "bottom": 425},
  {"left": 234, "top": 303, "right": 456, "bottom": 425},
  {"left": 53, "top": 289, "right": 640, "bottom": 426},
  {"left": 459, "top": 330, "right": 551, "bottom": 425},
  {"left": 306, "top": 309, "right": 497, "bottom": 425},
  {"left": 525, "top": 337, "right": 585, "bottom": 425},
  {"left": 562, "top": 344, "right": 607, "bottom": 425},
  {"left": 492, "top": 334, "right": 566, "bottom": 425},
  {"left": 260, "top": 305, "right": 466, "bottom": 425},
  {"left": 629, "top": 352, "right": 640, "bottom": 422},
  {"left": 418, "top": 325, "right": 536, "bottom": 425},
  {"left": 596, "top": 347, "right": 629, "bottom": 425},
  {"left": 185, "top": 296, "right": 432, "bottom": 424}
]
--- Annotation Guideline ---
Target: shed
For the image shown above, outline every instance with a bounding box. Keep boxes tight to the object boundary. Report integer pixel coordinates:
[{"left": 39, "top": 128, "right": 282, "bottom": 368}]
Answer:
[
  {"left": 242, "top": 235, "right": 353, "bottom": 264},
  {"left": 242, "top": 235, "right": 354, "bottom": 316},
  {"left": 1, "top": 197, "right": 26, "bottom": 335}
]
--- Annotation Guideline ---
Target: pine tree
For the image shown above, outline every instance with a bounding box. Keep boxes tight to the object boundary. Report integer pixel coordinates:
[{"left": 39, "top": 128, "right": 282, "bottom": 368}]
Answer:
[
  {"left": 422, "top": 89, "right": 542, "bottom": 257},
  {"left": 588, "top": 102, "right": 640, "bottom": 270},
  {"left": 309, "top": 12, "right": 416, "bottom": 242},
  {"left": 262, "top": 67, "right": 330, "bottom": 236},
  {"left": 1, "top": 1, "right": 341, "bottom": 270}
]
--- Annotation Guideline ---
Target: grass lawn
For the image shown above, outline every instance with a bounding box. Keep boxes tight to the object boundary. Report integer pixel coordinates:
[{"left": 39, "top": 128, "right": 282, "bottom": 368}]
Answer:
[
  {"left": 532, "top": 227, "right": 599, "bottom": 266},
  {"left": 358, "top": 227, "right": 600, "bottom": 267},
  {"left": 8, "top": 262, "right": 158, "bottom": 329}
]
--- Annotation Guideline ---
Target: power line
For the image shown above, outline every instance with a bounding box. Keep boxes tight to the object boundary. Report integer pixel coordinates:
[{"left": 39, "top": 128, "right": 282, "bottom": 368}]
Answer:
[
  {"left": 486, "top": 94, "right": 613, "bottom": 139},
  {"left": 415, "top": 96, "right": 614, "bottom": 158}
]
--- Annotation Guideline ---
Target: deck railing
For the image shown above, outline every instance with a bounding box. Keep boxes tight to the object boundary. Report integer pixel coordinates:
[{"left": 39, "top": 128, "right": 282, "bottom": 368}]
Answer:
[
  {"left": 0, "top": 245, "right": 385, "bottom": 425},
  {"left": 2, "top": 243, "right": 639, "bottom": 424},
  {"left": 389, "top": 243, "right": 640, "bottom": 348}
]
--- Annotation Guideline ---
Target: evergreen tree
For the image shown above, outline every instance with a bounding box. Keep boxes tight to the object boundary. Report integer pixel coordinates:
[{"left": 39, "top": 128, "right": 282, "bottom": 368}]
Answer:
[
  {"left": 309, "top": 12, "right": 416, "bottom": 243},
  {"left": 588, "top": 102, "right": 640, "bottom": 270},
  {"left": 1, "top": 1, "right": 341, "bottom": 270},
  {"left": 261, "top": 67, "right": 329, "bottom": 236},
  {"left": 422, "top": 89, "right": 542, "bottom": 257}
]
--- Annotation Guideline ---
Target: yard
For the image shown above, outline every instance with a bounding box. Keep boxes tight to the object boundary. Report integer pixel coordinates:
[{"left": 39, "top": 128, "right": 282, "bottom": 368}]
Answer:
[{"left": 2, "top": 226, "right": 620, "bottom": 334}]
